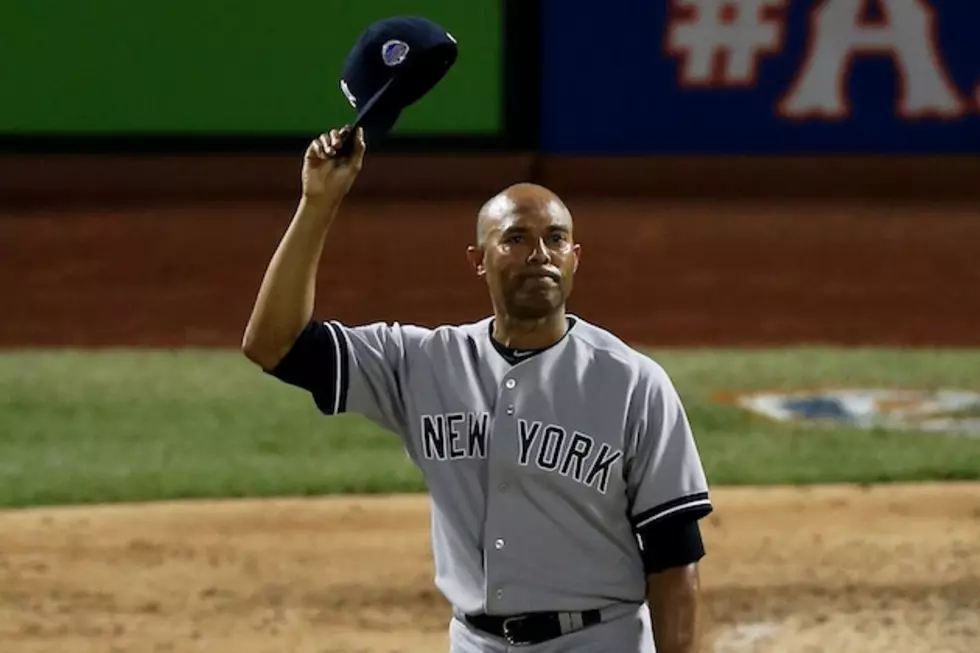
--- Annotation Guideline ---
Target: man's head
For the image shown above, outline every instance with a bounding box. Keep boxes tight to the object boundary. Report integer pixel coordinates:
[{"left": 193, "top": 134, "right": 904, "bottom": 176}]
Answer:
[{"left": 466, "top": 183, "right": 581, "bottom": 320}]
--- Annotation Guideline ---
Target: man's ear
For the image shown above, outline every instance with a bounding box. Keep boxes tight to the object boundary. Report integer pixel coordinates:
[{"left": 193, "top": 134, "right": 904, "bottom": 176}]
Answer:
[
  {"left": 572, "top": 243, "right": 582, "bottom": 274},
  {"left": 466, "top": 245, "right": 486, "bottom": 277}
]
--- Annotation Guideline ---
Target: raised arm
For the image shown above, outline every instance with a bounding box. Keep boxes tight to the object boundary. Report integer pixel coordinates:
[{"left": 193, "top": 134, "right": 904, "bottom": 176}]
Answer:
[{"left": 241, "top": 127, "right": 366, "bottom": 370}]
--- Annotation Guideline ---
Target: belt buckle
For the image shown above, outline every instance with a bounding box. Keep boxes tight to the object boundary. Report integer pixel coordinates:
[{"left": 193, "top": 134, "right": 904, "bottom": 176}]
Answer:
[{"left": 501, "top": 615, "right": 533, "bottom": 646}]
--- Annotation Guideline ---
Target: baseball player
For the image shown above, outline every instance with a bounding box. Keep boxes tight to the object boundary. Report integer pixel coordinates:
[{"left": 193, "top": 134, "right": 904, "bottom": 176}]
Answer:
[{"left": 242, "top": 126, "right": 714, "bottom": 652}]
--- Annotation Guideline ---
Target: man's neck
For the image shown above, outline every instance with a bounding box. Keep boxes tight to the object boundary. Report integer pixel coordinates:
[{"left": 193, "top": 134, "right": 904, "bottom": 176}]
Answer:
[{"left": 492, "top": 310, "right": 569, "bottom": 350}]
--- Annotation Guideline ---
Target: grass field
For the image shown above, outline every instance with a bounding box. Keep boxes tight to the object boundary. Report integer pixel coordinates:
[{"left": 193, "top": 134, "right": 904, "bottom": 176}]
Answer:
[{"left": 2, "top": 347, "right": 980, "bottom": 509}]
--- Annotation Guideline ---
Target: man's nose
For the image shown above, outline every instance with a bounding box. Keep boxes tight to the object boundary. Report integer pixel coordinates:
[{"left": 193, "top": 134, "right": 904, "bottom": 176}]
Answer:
[{"left": 527, "top": 238, "right": 551, "bottom": 264}]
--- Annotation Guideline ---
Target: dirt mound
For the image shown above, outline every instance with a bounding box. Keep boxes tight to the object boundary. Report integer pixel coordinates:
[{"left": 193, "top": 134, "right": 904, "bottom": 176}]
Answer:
[{"left": 0, "top": 483, "right": 978, "bottom": 652}]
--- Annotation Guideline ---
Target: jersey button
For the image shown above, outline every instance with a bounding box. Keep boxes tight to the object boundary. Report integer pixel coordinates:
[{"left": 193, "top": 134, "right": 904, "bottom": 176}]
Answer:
[
  {"left": 495, "top": 589, "right": 504, "bottom": 599},
  {"left": 505, "top": 379, "right": 516, "bottom": 389},
  {"left": 506, "top": 405, "right": 514, "bottom": 415},
  {"left": 494, "top": 538, "right": 505, "bottom": 550},
  {"left": 498, "top": 482, "right": 509, "bottom": 491}
]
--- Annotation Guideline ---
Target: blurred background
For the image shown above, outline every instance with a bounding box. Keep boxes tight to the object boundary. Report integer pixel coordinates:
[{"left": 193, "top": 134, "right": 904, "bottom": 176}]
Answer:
[
  {"left": 2, "top": 0, "right": 979, "bottom": 349},
  {"left": 1, "top": 1, "right": 979, "bottom": 652}
]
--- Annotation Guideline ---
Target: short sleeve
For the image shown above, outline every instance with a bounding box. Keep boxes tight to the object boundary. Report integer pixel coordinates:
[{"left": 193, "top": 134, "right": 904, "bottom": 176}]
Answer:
[
  {"left": 626, "top": 361, "right": 713, "bottom": 532},
  {"left": 268, "top": 319, "right": 427, "bottom": 435}
]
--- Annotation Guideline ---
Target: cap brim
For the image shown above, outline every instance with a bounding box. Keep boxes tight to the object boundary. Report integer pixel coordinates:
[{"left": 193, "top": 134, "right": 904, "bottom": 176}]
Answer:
[{"left": 351, "top": 78, "right": 402, "bottom": 147}]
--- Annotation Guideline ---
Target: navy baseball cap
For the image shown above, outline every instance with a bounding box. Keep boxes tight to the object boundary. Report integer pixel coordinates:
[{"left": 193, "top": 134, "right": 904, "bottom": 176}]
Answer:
[{"left": 338, "top": 16, "right": 459, "bottom": 151}]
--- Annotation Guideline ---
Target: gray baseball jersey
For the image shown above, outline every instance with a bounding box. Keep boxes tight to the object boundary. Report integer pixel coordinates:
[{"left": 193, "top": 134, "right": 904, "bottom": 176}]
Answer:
[{"left": 287, "top": 314, "right": 711, "bottom": 615}]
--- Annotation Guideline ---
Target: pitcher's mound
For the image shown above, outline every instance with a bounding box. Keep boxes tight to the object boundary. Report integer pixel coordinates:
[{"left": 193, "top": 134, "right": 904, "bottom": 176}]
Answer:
[{"left": 1, "top": 483, "right": 978, "bottom": 653}]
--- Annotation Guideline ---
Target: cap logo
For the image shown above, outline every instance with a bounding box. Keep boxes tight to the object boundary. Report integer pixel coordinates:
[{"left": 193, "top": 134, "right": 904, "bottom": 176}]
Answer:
[
  {"left": 340, "top": 79, "right": 357, "bottom": 108},
  {"left": 381, "top": 39, "right": 410, "bottom": 67}
]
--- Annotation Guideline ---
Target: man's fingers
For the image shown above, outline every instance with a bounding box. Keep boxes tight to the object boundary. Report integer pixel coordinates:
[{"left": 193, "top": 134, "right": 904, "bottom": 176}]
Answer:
[
  {"left": 307, "top": 127, "right": 360, "bottom": 164},
  {"left": 349, "top": 127, "right": 367, "bottom": 162},
  {"left": 319, "top": 134, "right": 336, "bottom": 158},
  {"left": 307, "top": 139, "right": 323, "bottom": 161},
  {"left": 306, "top": 134, "right": 335, "bottom": 162}
]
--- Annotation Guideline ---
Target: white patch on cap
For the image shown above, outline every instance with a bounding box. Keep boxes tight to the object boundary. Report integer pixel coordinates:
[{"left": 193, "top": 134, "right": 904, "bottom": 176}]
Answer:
[
  {"left": 339, "top": 79, "right": 357, "bottom": 108},
  {"left": 381, "top": 39, "right": 410, "bottom": 67},
  {"left": 446, "top": 32, "right": 457, "bottom": 44}
]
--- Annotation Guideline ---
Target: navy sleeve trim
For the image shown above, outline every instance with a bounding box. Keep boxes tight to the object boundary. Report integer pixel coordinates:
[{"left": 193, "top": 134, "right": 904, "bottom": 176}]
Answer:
[
  {"left": 266, "top": 320, "right": 348, "bottom": 415},
  {"left": 326, "top": 320, "right": 350, "bottom": 414},
  {"left": 637, "top": 516, "right": 706, "bottom": 575},
  {"left": 632, "top": 492, "right": 712, "bottom": 530}
]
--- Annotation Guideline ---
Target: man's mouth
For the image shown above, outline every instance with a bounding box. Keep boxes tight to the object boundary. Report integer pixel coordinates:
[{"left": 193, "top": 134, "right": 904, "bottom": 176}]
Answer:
[
  {"left": 521, "top": 277, "right": 559, "bottom": 289},
  {"left": 520, "top": 270, "right": 561, "bottom": 284}
]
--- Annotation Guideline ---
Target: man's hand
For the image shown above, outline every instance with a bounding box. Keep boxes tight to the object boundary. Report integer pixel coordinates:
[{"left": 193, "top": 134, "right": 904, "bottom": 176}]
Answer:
[
  {"left": 302, "top": 126, "right": 366, "bottom": 200},
  {"left": 647, "top": 563, "right": 701, "bottom": 653}
]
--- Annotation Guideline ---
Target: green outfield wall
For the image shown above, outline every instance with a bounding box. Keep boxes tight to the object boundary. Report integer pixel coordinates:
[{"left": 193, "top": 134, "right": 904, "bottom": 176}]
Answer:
[{"left": 0, "top": 1, "right": 502, "bottom": 135}]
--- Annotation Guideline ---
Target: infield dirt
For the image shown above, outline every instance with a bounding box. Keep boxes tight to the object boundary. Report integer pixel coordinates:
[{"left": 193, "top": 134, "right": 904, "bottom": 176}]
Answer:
[{"left": 0, "top": 484, "right": 978, "bottom": 653}]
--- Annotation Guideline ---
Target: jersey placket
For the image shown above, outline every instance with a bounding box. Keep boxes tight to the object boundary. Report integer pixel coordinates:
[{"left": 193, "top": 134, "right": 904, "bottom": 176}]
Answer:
[{"left": 481, "top": 370, "right": 524, "bottom": 613}]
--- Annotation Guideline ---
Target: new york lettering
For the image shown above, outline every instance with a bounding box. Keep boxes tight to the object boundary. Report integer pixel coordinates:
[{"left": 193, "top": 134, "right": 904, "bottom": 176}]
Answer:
[
  {"left": 419, "top": 414, "right": 624, "bottom": 495},
  {"left": 421, "top": 412, "right": 489, "bottom": 460},
  {"left": 517, "top": 419, "right": 623, "bottom": 495}
]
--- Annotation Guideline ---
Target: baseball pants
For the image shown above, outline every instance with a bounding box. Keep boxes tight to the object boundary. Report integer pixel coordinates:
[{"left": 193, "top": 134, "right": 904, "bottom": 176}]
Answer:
[{"left": 448, "top": 603, "right": 655, "bottom": 653}]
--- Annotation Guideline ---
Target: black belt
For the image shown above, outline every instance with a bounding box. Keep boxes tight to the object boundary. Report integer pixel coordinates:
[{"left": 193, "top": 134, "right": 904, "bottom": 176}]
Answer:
[{"left": 464, "top": 609, "right": 602, "bottom": 646}]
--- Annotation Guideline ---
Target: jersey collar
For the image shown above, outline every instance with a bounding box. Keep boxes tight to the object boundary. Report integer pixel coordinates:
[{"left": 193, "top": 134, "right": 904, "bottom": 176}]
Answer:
[{"left": 486, "top": 316, "right": 578, "bottom": 367}]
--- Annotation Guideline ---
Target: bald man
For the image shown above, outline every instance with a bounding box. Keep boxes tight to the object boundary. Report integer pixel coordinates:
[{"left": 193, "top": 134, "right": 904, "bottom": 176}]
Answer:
[{"left": 243, "top": 128, "right": 713, "bottom": 653}]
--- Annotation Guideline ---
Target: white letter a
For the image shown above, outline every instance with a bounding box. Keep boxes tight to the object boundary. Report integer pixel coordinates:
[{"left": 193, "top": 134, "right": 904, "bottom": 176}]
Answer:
[{"left": 779, "top": 0, "right": 965, "bottom": 120}]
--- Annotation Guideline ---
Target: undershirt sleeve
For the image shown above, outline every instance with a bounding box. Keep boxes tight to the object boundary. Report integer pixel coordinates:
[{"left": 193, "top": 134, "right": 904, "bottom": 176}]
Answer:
[{"left": 635, "top": 513, "right": 706, "bottom": 575}]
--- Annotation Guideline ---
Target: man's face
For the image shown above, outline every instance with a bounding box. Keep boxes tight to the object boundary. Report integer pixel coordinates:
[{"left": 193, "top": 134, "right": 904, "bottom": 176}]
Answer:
[{"left": 469, "top": 194, "right": 581, "bottom": 320}]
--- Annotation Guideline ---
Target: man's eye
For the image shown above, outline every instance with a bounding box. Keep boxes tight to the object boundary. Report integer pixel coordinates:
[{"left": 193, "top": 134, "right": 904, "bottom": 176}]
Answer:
[
  {"left": 550, "top": 233, "right": 566, "bottom": 242},
  {"left": 506, "top": 235, "right": 524, "bottom": 243}
]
